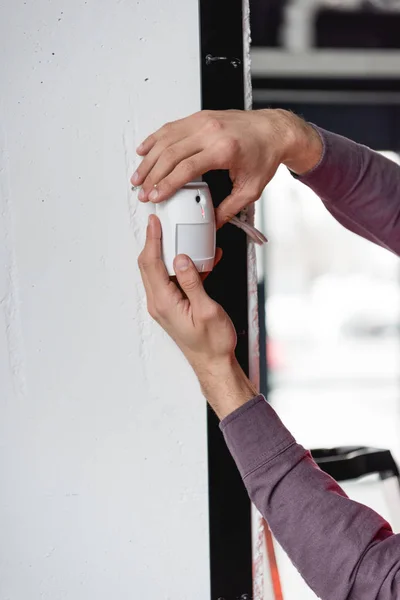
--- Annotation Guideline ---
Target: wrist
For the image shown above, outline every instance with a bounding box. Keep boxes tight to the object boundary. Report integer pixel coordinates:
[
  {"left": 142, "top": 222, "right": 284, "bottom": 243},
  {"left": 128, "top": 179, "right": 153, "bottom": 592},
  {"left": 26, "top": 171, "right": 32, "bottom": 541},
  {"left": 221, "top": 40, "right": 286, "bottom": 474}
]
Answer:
[
  {"left": 272, "top": 109, "right": 323, "bottom": 175},
  {"left": 194, "top": 356, "right": 258, "bottom": 420}
]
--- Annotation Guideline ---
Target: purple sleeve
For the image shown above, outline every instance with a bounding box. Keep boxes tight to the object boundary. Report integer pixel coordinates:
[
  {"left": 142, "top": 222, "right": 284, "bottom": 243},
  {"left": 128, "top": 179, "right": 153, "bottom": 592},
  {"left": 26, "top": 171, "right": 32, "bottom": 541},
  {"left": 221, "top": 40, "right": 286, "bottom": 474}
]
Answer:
[
  {"left": 220, "top": 397, "right": 400, "bottom": 599},
  {"left": 297, "top": 126, "right": 400, "bottom": 256},
  {"left": 219, "top": 128, "right": 400, "bottom": 596}
]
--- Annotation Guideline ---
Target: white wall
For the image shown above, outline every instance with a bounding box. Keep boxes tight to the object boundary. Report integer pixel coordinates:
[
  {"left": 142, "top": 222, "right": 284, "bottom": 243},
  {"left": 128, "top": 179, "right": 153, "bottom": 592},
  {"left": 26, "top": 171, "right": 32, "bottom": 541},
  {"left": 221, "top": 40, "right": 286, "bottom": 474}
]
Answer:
[{"left": 0, "top": 1, "right": 210, "bottom": 599}]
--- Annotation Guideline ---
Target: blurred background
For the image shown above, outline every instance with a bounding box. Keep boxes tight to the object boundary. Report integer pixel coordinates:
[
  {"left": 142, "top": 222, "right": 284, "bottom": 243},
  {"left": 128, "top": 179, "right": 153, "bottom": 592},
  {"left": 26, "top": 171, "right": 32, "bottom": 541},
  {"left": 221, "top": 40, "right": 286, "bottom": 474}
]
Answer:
[{"left": 249, "top": 1, "right": 400, "bottom": 597}]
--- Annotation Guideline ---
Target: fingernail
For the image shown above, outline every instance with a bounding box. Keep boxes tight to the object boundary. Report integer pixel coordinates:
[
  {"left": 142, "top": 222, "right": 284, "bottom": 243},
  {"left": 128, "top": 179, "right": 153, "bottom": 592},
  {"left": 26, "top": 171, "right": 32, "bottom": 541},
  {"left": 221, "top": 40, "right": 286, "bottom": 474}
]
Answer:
[
  {"left": 175, "top": 256, "right": 189, "bottom": 271},
  {"left": 136, "top": 143, "right": 144, "bottom": 153},
  {"left": 148, "top": 188, "right": 159, "bottom": 202},
  {"left": 138, "top": 189, "right": 146, "bottom": 201},
  {"left": 131, "top": 171, "right": 139, "bottom": 184}
]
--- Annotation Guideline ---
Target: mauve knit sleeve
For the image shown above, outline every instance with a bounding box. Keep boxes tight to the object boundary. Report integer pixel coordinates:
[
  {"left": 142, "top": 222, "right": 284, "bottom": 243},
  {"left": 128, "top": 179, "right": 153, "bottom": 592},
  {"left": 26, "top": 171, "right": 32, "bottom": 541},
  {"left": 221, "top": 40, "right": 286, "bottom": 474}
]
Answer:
[
  {"left": 297, "top": 126, "right": 400, "bottom": 256},
  {"left": 219, "top": 131, "right": 400, "bottom": 598},
  {"left": 220, "top": 397, "right": 400, "bottom": 599}
]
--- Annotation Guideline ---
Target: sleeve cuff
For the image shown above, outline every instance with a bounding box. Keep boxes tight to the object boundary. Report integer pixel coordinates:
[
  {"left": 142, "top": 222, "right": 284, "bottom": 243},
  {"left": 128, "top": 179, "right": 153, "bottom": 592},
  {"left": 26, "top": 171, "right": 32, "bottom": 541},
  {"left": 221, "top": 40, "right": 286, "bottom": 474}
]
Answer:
[{"left": 219, "top": 395, "right": 296, "bottom": 479}]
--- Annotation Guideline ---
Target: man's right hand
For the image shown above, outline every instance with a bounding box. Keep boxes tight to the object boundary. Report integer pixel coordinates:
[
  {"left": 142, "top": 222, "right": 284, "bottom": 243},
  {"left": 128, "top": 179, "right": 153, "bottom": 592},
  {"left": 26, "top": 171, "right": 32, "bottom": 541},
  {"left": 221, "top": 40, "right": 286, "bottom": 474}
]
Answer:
[
  {"left": 138, "top": 214, "right": 257, "bottom": 419},
  {"left": 131, "top": 109, "right": 323, "bottom": 228}
]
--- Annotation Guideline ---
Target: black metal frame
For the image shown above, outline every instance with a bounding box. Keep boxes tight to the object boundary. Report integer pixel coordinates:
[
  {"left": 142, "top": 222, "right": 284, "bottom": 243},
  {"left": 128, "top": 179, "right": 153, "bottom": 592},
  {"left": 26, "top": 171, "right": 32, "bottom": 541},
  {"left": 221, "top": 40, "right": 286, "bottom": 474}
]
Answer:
[
  {"left": 199, "top": 1, "right": 254, "bottom": 598},
  {"left": 252, "top": 76, "right": 400, "bottom": 150}
]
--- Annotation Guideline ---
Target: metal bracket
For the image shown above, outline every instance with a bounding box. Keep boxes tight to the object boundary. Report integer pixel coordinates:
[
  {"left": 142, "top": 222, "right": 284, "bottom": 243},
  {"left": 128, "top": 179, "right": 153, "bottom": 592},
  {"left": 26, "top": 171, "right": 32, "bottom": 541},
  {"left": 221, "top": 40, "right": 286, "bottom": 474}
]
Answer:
[{"left": 205, "top": 54, "right": 242, "bottom": 69}]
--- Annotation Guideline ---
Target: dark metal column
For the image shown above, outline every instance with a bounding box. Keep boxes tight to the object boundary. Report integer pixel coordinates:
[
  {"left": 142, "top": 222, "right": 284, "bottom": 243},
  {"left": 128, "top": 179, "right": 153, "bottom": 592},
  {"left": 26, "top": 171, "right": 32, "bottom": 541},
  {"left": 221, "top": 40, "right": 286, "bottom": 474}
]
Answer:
[{"left": 199, "top": 0, "right": 253, "bottom": 598}]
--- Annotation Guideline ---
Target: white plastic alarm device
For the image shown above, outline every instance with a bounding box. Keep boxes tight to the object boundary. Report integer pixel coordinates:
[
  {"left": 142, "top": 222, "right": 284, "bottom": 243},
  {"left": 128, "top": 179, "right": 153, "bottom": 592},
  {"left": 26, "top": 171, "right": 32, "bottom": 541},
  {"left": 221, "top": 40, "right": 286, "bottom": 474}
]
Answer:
[{"left": 155, "top": 182, "right": 216, "bottom": 276}]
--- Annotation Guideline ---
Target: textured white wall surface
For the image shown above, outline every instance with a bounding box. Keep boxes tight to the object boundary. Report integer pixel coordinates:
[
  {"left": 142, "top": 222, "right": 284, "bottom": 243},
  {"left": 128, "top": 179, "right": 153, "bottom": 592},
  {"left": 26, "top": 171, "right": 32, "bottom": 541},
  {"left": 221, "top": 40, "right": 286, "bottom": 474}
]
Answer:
[{"left": 0, "top": 1, "right": 210, "bottom": 599}]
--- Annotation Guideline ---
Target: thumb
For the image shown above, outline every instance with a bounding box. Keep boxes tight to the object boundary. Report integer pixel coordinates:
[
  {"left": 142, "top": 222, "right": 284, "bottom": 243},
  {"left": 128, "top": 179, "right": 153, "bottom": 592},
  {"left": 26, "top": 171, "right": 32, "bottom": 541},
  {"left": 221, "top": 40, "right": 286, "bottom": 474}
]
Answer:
[
  {"left": 174, "top": 255, "right": 210, "bottom": 308},
  {"left": 215, "top": 185, "right": 261, "bottom": 229}
]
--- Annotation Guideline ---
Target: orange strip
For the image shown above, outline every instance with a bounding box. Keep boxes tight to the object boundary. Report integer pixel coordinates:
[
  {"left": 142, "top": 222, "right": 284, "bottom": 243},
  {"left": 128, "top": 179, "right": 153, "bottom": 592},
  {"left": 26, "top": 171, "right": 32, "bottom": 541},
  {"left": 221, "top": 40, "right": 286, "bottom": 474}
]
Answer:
[{"left": 264, "top": 520, "right": 284, "bottom": 600}]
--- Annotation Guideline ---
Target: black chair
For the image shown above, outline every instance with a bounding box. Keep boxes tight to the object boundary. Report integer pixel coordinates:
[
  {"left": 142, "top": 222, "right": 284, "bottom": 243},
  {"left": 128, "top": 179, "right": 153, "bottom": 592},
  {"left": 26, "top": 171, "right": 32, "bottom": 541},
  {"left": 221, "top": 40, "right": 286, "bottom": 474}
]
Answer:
[
  {"left": 311, "top": 446, "right": 400, "bottom": 483},
  {"left": 311, "top": 445, "right": 400, "bottom": 531}
]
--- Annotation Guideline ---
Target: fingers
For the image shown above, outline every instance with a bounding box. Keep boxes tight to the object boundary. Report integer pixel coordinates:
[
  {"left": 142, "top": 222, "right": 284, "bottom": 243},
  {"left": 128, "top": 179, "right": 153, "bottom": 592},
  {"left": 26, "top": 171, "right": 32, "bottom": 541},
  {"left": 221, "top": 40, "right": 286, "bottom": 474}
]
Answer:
[
  {"left": 135, "top": 118, "right": 184, "bottom": 157},
  {"left": 215, "top": 185, "right": 261, "bottom": 229},
  {"left": 142, "top": 214, "right": 164, "bottom": 262},
  {"left": 201, "top": 247, "right": 223, "bottom": 282},
  {"left": 214, "top": 247, "right": 223, "bottom": 268},
  {"left": 133, "top": 112, "right": 202, "bottom": 182},
  {"left": 145, "top": 151, "right": 216, "bottom": 204},
  {"left": 132, "top": 112, "right": 225, "bottom": 202},
  {"left": 138, "top": 215, "right": 180, "bottom": 308},
  {"left": 132, "top": 131, "right": 187, "bottom": 189},
  {"left": 173, "top": 255, "right": 212, "bottom": 310},
  {"left": 135, "top": 111, "right": 208, "bottom": 157},
  {"left": 134, "top": 136, "right": 203, "bottom": 201}
]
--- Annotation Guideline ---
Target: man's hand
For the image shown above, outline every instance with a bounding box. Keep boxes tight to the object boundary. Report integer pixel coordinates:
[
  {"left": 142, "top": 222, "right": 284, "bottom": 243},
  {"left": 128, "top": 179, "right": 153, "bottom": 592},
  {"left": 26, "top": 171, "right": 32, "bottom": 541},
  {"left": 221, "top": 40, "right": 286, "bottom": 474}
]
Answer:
[
  {"left": 132, "top": 109, "right": 322, "bottom": 228},
  {"left": 138, "top": 215, "right": 257, "bottom": 419},
  {"left": 138, "top": 215, "right": 236, "bottom": 368}
]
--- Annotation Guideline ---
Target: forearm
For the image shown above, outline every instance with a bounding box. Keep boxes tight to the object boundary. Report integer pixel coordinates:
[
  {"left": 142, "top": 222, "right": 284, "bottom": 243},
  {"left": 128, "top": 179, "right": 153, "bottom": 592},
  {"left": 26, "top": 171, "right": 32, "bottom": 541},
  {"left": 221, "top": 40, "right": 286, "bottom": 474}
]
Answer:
[{"left": 196, "top": 357, "right": 257, "bottom": 420}]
